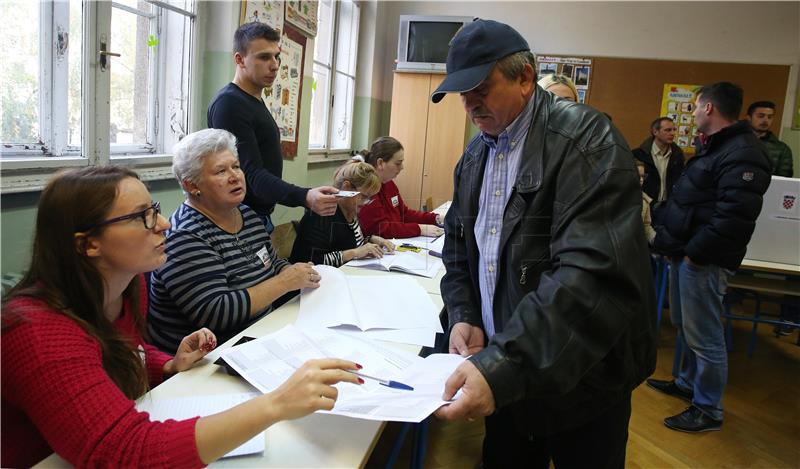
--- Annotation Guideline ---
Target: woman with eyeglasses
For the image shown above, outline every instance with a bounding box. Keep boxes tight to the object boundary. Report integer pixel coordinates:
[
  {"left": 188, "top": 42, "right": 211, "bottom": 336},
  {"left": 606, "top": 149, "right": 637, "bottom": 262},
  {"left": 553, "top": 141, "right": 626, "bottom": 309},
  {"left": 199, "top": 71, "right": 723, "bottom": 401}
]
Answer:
[
  {"left": 290, "top": 156, "right": 395, "bottom": 267},
  {"left": 148, "top": 129, "right": 321, "bottom": 353},
  {"left": 1, "top": 165, "right": 361, "bottom": 467},
  {"left": 537, "top": 74, "right": 579, "bottom": 102}
]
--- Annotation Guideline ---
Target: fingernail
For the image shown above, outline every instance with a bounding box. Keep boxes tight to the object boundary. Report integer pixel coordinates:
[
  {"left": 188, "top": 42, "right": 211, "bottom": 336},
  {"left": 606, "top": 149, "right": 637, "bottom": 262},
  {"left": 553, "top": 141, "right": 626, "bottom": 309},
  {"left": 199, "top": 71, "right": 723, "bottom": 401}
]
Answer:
[
  {"left": 357, "top": 378, "right": 364, "bottom": 384},
  {"left": 355, "top": 363, "right": 363, "bottom": 369}
]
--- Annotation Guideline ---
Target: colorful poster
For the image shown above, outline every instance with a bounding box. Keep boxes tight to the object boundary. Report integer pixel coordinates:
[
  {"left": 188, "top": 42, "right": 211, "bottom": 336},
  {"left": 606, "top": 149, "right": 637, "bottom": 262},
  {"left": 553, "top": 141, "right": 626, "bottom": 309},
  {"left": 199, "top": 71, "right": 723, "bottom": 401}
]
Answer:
[
  {"left": 285, "top": 0, "right": 318, "bottom": 37},
  {"left": 537, "top": 55, "right": 593, "bottom": 103},
  {"left": 660, "top": 83, "right": 701, "bottom": 154},
  {"left": 263, "top": 32, "right": 303, "bottom": 143},
  {"left": 239, "top": 1, "right": 284, "bottom": 32}
]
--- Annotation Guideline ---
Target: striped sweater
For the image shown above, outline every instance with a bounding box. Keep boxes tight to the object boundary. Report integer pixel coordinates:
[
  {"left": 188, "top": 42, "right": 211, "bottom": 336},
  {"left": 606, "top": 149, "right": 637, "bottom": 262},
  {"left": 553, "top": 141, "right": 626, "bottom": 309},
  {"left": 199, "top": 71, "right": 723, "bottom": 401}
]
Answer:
[{"left": 148, "top": 203, "right": 288, "bottom": 353}]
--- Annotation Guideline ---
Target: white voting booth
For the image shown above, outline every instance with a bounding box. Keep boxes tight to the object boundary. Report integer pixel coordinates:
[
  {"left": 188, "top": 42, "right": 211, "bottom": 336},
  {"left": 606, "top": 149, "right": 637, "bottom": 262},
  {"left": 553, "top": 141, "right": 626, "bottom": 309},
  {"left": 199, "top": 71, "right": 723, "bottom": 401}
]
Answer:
[{"left": 745, "top": 176, "right": 800, "bottom": 266}]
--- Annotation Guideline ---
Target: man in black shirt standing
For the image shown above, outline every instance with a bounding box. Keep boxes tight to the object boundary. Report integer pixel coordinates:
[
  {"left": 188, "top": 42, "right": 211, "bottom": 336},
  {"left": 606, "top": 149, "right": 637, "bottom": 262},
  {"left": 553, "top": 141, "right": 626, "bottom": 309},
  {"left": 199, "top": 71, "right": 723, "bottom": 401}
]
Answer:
[{"left": 208, "top": 22, "right": 337, "bottom": 232}]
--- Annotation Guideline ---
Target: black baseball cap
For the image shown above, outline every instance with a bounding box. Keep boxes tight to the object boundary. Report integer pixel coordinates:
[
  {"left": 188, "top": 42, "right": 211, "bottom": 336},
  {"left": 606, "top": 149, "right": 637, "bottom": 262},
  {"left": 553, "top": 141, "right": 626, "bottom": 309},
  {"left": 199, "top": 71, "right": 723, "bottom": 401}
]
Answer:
[{"left": 430, "top": 19, "right": 530, "bottom": 103}]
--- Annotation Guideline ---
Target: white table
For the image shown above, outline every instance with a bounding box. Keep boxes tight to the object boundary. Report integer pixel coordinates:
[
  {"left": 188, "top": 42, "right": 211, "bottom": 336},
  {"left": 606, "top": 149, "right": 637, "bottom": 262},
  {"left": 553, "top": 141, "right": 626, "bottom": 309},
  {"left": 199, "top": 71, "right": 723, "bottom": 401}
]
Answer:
[
  {"left": 739, "top": 258, "right": 800, "bottom": 276},
  {"left": 35, "top": 277, "right": 444, "bottom": 468}
]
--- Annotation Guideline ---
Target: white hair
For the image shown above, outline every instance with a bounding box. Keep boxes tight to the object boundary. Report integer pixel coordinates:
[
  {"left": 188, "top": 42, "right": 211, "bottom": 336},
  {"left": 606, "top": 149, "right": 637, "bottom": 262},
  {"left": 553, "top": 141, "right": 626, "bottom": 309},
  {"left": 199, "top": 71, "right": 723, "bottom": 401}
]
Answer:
[{"left": 171, "top": 128, "right": 239, "bottom": 185}]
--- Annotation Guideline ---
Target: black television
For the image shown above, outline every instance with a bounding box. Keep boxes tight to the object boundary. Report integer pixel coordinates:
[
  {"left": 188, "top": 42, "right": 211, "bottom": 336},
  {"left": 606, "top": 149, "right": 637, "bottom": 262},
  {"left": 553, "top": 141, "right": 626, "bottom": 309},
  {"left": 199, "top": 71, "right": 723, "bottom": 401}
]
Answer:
[{"left": 396, "top": 15, "right": 473, "bottom": 72}]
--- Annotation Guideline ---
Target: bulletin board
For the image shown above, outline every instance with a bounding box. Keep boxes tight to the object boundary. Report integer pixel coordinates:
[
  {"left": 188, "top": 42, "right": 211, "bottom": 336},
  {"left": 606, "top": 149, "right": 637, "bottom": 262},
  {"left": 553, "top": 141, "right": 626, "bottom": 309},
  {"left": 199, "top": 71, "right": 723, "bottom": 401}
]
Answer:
[
  {"left": 580, "top": 57, "right": 790, "bottom": 152},
  {"left": 263, "top": 25, "right": 307, "bottom": 159},
  {"left": 239, "top": 2, "right": 308, "bottom": 160}
]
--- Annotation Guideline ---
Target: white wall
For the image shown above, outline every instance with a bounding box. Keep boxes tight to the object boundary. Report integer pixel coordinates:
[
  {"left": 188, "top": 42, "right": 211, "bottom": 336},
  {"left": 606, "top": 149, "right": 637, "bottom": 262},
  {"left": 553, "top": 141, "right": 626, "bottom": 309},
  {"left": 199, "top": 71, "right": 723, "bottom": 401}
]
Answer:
[{"left": 377, "top": 1, "right": 800, "bottom": 129}]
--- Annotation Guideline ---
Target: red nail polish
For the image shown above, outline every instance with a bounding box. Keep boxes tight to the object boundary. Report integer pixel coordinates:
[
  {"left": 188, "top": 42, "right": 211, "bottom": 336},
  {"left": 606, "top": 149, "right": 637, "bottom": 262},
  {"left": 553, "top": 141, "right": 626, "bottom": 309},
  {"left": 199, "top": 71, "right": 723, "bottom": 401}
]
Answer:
[
  {"left": 355, "top": 363, "right": 363, "bottom": 369},
  {"left": 358, "top": 378, "right": 364, "bottom": 384}
]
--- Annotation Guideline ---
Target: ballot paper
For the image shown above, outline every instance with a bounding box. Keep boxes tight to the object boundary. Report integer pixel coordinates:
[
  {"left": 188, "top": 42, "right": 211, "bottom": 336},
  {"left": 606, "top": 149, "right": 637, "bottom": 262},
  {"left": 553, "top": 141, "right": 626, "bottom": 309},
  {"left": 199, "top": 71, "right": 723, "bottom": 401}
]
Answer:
[
  {"left": 347, "top": 250, "right": 442, "bottom": 278},
  {"left": 296, "top": 265, "right": 442, "bottom": 347},
  {"left": 136, "top": 393, "right": 264, "bottom": 458},
  {"left": 220, "top": 325, "right": 465, "bottom": 423}
]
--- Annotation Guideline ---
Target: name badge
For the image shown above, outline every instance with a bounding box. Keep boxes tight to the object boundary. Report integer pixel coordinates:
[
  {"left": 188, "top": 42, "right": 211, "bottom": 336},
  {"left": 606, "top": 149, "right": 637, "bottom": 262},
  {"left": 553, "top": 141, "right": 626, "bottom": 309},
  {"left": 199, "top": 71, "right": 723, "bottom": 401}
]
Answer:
[
  {"left": 256, "top": 246, "right": 271, "bottom": 268},
  {"left": 391, "top": 195, "right": 399, "bottom": 207}
]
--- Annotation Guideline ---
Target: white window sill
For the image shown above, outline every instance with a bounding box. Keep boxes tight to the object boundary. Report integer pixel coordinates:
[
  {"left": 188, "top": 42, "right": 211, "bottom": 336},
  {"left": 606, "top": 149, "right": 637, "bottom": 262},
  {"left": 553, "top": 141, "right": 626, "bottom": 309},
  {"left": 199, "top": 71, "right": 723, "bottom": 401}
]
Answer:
[
  {"left": 308, "top": 150, "right": 354, "bottom": 164},
  {"left": 0, "top": 154, "right": 176, "bottom": 194}
]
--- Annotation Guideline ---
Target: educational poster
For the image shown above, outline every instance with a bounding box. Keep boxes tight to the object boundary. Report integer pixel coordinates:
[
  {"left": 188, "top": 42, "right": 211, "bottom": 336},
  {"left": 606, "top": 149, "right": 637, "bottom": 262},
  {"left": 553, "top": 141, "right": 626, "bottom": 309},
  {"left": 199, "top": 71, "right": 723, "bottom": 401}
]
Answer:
[
  {"left": 285, "top": 0, "right": 318, "bottom": 37},
  {"left": 660, "top": 83, "right": 701, "bottom": 155},
  {"left": 239, "top": 0, "right": 284, "bottom": 32},
  {"left": 262, "top": 25, "right": 307, "bottom": 159},
  {"left": 536, "top": 56, "right": 593, "bottom": 103}
]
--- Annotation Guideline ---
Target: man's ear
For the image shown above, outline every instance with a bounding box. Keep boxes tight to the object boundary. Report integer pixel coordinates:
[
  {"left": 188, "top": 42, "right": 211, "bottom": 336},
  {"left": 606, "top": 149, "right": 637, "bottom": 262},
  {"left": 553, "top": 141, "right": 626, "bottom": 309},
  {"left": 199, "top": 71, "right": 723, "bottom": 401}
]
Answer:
[
  {"left": 74, "top": 232, "right": 102, "bottom": 258},
  {"left": 520, "top": 63, "right": 535, "bottom": 93},
  {"left": 341, "top": 180, "right": 354, "bottom": 191},
  {"left": 234, "top": 51, "right": 245, "bottom": 68}
]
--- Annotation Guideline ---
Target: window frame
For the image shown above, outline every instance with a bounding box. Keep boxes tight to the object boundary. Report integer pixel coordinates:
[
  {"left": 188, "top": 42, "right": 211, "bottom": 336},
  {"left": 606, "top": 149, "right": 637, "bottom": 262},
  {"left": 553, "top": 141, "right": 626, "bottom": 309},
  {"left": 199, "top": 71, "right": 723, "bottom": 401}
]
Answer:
[
  {"left": 0, "top": 0, "right": 198, "bottom": 193},
  {"left": 308, "top": 0, "right": 359, "bottom": 162}
]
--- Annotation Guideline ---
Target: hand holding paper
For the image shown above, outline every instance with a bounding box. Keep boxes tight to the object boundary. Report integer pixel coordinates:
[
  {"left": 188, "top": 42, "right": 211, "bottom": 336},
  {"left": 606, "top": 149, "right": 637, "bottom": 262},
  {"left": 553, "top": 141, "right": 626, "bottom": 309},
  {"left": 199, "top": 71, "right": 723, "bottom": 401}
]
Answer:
[{"left": 435, "top": 359, "right": 496, "bottom": 421}]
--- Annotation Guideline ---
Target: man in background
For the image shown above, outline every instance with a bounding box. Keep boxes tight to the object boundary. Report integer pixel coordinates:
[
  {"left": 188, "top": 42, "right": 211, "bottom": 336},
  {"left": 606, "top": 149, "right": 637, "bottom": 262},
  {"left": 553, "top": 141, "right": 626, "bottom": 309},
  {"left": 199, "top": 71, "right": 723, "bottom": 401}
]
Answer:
[
  {"left": 649, "top": 82, "right": 771, "bottom": 433},
  {"left": 747, "top": 100, "right": 794, "bottom": 177},
  {"left": 208, "top": 22, "right": 337, "bottom": 232},
  {"left": 632, "top": 117, "right": 685, "bottom": 207}
]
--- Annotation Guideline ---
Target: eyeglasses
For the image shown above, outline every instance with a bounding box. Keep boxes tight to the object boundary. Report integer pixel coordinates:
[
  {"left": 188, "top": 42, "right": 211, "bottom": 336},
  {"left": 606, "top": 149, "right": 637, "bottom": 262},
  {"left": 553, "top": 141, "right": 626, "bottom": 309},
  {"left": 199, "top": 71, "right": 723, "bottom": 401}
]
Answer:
[{"left": 90, "top": 201, "right": 162, "bottom": 231}]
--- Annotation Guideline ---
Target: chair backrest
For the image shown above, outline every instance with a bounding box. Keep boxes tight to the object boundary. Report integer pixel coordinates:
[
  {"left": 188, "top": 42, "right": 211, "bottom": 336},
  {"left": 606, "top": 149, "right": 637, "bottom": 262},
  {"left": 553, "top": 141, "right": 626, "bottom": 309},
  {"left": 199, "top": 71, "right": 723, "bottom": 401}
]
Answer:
[
  {"left": 425, "top": 196, "right": 434, "bottom": 212},
  {"left": 271, "top": 221, "right": 298, "bottom": 259}
]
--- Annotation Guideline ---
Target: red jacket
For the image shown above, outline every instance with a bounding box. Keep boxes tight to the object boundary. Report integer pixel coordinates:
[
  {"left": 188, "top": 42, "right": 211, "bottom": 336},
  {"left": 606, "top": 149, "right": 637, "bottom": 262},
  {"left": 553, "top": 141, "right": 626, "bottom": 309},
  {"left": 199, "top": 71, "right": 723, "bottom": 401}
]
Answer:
[
  {"left": 1, "top": 278, "right": 204, "bottom": 468},
  {"left": 358, "top": 180, "right": 437, "bottom": 238}
]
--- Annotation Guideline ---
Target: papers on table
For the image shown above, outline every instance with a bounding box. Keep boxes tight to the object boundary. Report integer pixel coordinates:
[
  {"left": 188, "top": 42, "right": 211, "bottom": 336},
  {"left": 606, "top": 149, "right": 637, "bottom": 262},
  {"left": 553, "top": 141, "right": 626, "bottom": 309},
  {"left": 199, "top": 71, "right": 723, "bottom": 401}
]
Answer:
[
  {"left": 136, "top": 393, "right": 264, "bottom": 458},
  {"left": 347, "top": 250, "right": 442, "bottom": 278},
  {"left": 220, "top": 325, "right": 465, "bottom": 423},
  {"left": 297, "top": 265, "right": 442, "bottom": 347}
]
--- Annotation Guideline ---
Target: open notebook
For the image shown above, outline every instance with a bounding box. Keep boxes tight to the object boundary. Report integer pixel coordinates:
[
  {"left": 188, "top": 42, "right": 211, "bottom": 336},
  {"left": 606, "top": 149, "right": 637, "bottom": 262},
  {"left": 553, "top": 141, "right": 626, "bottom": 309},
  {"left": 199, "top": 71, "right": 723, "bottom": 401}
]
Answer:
[{"left": 346, "top": 251, "right": 442, "bottom": 278}]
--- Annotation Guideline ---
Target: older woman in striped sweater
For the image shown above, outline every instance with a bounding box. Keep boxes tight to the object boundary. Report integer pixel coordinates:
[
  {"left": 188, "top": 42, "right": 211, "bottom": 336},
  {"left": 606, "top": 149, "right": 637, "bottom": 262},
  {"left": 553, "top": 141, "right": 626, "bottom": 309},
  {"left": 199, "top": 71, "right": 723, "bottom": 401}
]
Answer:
[{"left": 148, "top": 129, "right": 320, "bottom": 353}]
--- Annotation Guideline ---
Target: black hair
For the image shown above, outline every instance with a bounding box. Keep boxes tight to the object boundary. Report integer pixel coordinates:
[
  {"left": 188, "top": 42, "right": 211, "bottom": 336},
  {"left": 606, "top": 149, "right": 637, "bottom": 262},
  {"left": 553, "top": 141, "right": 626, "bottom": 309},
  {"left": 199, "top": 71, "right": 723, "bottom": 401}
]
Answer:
[
  {"left": 650, "top": 117, "right": 674, "bottom": 131},
  {"left": 696, "top": 82, "right": 743, "bottom": 121},
  {"left": 234, "top": 22, "right": 280, "bottom": 55},
  {"left": 747, "top": 100, "right": 776, "bottom": 116}
]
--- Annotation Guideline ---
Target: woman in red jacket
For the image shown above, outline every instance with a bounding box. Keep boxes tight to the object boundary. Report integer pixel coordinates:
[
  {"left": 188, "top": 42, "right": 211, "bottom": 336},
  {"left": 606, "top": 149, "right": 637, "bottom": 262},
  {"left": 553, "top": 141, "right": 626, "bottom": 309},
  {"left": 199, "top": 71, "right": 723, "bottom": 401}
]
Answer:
[
  {"left": 1, "top": 166, "right": 360, "bottom": 468},
  {"left": 358, "top": 136, "right": 444, "bottom": 239}
]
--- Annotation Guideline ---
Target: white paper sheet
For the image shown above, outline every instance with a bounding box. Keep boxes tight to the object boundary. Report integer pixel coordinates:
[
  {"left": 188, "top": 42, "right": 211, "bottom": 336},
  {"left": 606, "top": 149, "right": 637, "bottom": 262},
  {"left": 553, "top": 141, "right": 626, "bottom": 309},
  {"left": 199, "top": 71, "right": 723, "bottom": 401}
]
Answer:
[
  {"left": 220, "top": 325, "right": 464, "bottom": 423},
  {"left": 136, "top": 393, "right": 264, "bottom": 458},
  {"left": 297, "top": 265, "right": 442, "bottom": 338}
]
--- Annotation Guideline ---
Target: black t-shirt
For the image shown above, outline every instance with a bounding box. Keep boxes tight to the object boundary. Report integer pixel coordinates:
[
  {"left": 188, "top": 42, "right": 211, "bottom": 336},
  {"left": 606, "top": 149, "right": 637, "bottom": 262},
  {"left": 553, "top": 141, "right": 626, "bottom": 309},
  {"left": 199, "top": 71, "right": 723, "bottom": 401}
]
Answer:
[{"left": 207, "top": 82, "right": 308, "bottom": 216}]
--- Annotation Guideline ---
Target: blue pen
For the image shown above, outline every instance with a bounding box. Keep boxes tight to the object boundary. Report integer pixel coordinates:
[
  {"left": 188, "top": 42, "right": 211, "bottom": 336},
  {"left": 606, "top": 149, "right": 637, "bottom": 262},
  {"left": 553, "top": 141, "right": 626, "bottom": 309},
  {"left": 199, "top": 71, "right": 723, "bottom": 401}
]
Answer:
[{"left": 350, "top": 371, "right": 414, "bottom": 391}]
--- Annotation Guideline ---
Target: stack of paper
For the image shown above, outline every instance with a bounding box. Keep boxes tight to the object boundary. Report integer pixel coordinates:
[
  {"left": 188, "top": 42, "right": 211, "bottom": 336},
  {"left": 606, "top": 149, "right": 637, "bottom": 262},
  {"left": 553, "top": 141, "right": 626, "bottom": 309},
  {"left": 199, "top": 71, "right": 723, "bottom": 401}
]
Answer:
[
  {"left": 136, "top": 393, "right": 264, "bottom": 458},
  {"left": 297, "top": 265, "right": 443, "bottom": 347},
  {"left": 220, "top": 325, "right": 465, "bottom": 423}
]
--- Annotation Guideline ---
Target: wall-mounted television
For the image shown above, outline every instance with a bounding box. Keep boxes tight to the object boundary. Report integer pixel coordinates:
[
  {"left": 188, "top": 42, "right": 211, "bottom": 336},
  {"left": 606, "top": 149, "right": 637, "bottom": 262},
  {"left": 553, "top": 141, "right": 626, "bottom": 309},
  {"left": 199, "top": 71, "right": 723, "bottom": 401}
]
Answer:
[{"left": 396, "top": 15, "right": 474, "bottom": 72}]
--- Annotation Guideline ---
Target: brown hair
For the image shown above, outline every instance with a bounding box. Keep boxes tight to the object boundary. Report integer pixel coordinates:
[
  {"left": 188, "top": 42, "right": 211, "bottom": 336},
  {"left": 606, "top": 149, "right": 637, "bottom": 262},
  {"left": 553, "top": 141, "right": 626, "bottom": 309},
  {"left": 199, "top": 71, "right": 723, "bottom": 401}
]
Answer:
[
  {"left": 3, "top": 166, "right": 149, "bottom": 399},
  {"left": 359, "top": 136, "right": 404, "bottom": 167},
  {"left": 333, "top": 157, "right": 381, "bottom": 194}
]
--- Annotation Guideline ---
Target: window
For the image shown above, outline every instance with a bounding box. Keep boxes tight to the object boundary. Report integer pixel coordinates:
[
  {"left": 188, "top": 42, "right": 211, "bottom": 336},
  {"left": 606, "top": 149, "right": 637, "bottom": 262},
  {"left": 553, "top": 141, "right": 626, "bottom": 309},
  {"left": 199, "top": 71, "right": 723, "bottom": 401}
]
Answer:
[
  {"left": 0, "top": 0, "right": 196, "bottom": 190},
  {"left": 309, "top": 0, "right": 359, "bottom": 155}
]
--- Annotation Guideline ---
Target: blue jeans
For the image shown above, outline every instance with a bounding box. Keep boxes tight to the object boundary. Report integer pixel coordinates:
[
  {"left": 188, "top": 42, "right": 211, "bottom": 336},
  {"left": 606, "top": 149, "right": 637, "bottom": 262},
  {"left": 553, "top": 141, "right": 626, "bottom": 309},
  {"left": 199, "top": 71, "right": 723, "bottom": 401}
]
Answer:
[{"left": 669, "top": 259, "right": 730, "bottom": 421}]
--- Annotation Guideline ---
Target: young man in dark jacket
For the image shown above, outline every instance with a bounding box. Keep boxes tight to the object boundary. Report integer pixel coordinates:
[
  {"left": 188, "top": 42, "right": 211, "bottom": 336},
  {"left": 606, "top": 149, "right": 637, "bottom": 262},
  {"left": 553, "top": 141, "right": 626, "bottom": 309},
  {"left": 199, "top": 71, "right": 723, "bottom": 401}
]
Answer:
[
  {"left": 207, "top": 22, "right": 338, "bottom": 232},
  {"left": 632, "top": 117, "right": 685, "bottom": 205},
  {"left": 746, "top": 100, "right": 794, "bottom": 177},
  {"left": 431, "top": 19, "right": 656, "bottom": 468},
  {"left": 649, "top": 82, "right": 771, "bottom": 433}
]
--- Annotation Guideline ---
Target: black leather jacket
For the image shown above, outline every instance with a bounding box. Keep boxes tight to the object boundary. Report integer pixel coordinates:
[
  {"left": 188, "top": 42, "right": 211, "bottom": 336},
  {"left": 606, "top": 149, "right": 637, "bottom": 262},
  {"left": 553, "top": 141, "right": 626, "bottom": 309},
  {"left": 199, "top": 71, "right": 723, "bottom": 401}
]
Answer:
[{"left": 441, "top": 88, "right": 657, "bottom": 436}]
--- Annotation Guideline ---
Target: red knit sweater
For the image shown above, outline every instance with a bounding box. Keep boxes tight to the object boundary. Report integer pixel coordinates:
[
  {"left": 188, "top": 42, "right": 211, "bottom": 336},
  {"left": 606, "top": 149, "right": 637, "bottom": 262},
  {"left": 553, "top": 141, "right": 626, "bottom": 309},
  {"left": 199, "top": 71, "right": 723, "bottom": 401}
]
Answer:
[
  {"left": 1, "top": 280, "right": 204, "bottom": 468},
  {"left": 358, "top": 180, "right": 437, "bottom": 238}
]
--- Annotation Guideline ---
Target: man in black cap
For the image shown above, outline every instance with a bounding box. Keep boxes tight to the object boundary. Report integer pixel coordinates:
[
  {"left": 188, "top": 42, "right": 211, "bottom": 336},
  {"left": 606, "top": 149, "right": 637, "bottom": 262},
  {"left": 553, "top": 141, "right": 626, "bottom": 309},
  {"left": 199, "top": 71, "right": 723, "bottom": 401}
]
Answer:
[{"left": 433, "top": 19, "right": 656, "bottom": 468}]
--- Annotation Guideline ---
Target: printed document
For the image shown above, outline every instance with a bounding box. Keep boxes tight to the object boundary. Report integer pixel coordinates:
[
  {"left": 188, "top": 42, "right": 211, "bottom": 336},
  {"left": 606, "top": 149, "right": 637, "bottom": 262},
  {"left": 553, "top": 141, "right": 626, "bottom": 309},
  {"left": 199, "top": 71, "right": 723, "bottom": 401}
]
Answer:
[{"left": 220, "top": 325, "right": 465, "bottom": 423}]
